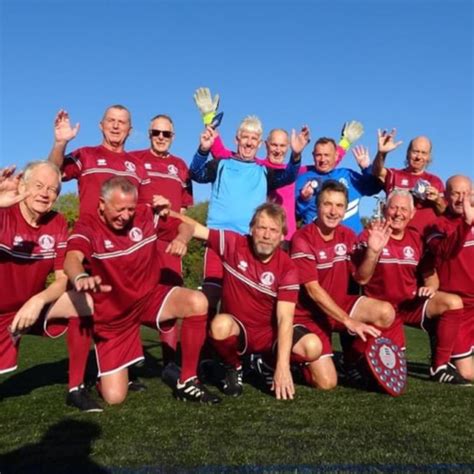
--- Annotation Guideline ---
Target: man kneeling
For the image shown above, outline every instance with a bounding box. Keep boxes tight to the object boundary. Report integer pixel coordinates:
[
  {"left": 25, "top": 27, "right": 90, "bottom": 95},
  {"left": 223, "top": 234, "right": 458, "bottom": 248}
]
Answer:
[
  {"left": 64, "top": 177, "right": 221, "bottom": 405},
  {"left": 189, "top": 203, "right": 322, "bottom": 399}
]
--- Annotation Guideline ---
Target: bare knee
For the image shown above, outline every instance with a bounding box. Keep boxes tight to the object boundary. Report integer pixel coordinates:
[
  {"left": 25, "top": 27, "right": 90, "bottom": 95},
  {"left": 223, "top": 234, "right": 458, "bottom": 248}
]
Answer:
[
  {"left": 307, "top": 360, "right": 338, "bottom": 391},
  {"left": 210, "top": 314, "right": 234, "bottom": 340},
  {"left": 100, "top": 384, "right": 128, "bottom": 405},
  {"left": 378, "top": 303, "right": 395, "bottom": 328},
  {"left": 314, "top": 373, "right": 338, "bottom": 391},
  {"left": 187, "top": 290, "right": 209, "bottom": 315},
  {"left": 294, "top": 334, "right": 322, "bottom": 362}
]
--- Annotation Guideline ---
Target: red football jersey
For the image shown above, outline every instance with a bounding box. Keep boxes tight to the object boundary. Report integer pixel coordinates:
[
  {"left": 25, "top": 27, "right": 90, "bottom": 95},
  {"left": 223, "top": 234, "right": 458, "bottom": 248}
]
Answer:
[
  {"left": 426, "top": 212, "right": 474, "bottom": 305},
  {"left": 0, "top": 204, "right": 68, "bottom": 314},
  {"left": 207, "top": 229, "right": 299, "bottom": 330},
  {"left": 355, "top": 227, "right": 423, "bottom": 307},
  {"left": 291, "top": 223, "right": 356, "bottom": 318},
  {"left": 385, "top": 168, "right": 445, "bottom": 233},
  {"left": 131, "top": 149, "right": 193, "bottom": 212},
  {"left": 62, "top": 145, "right": 149, "bottom": 217},
  {"left": 67, "top": 205, "right": 180, "bottom": 332}
]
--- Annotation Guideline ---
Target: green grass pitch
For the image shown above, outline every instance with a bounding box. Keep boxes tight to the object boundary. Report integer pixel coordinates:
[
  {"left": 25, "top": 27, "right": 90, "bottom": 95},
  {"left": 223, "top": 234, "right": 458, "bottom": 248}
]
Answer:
[{"left": 0, "top": 327, "right": 472, "bottom": 473}]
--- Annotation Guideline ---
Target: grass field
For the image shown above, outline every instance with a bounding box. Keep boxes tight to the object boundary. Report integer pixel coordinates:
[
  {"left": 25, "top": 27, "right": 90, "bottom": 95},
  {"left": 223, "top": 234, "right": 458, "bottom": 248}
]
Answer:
[{"left": 0, "top": 327, "right": 473, "bottom": 473}]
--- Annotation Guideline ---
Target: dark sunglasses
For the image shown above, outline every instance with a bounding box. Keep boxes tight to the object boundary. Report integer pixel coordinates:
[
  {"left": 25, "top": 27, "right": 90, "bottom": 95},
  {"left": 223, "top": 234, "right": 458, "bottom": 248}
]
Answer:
[{"left": 150, "top": 129, "right": 173, "bottom": 138}]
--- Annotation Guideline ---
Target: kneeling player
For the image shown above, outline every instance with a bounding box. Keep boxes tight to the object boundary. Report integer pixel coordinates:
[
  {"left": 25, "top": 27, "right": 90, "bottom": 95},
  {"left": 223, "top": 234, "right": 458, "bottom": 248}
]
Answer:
[
  {"left": 189, "top": 203, "right": 322, "bottom": 399},
  {"left": 354, "top": 189, "right": 468, "bottom": 384},
  {"left": 65, "top": 177, "right": 221, "bottom": 405},
  {"left": 291, "top": 180, "right": 396, "bottom": 390},
  {"left": 0, "top": 162, "right": 97, "bottom": 409}
]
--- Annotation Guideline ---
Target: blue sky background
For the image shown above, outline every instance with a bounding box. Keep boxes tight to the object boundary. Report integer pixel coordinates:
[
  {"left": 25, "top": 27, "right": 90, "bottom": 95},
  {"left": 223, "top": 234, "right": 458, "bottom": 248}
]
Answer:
[{"left": 1, "top": 0, "right": 472, "bottom": 217}]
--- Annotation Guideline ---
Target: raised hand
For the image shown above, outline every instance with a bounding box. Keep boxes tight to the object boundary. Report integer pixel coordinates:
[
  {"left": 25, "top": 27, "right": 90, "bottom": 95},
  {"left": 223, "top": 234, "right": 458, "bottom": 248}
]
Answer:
[
  {"left": 0, "top": 166, "right": 29, "bottom": 208},
  {"left": 54, "top": 109, "right": 80, "bottom": 144},
  {"left": 193, "top": 88, "right": 220, "bottom": 125},
  {"left": 367, "top": 219, "right": 392, "bottom": 253},
  {"left": 352, "top": 145, "right": 371, "bottom": 169},
  {"left": 199, "top": 126, "right": 217, "bottom": 152},
  {"left": 290, "top": 125, "right": 311, "bottom": 155},
  {"left": 377, "top": 128, "right": 403, "bottom": 154}
]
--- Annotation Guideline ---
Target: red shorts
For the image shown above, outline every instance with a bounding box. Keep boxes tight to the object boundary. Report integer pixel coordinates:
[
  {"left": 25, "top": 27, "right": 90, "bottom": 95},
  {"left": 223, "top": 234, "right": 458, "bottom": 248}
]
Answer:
[
  {"left": 139, "top": 284, "right": 178, "bottom": 333},
  {"left": 232, "top": 316, "right": 315, "bottom": 357},
  {"left": 398, "top": 297, "right": 429, "bottom": 330},
  {"left": 294, "top": 295, "right": 364, "bottom": 356},
  {"left": 292, "top": 316, "right": 333, "bottom": 358},
  {"left": 94, "top": 285, "right": 177, "bottom": 376},
  {"left": 203, "top": 245, "right": 223, "bottom": 287},
  {"left": 452, "top": 304, "right": 474, "bottom": 360},
  {"left": 156, "top": 239, "right": 183, "bottom": 286},
  {"left": 0, "top": 307, "right": 68, "bottom": 375}
]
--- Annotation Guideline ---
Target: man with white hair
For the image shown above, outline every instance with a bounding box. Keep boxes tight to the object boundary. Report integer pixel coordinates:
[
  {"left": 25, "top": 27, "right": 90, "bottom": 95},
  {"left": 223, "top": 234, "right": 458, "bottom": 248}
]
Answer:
[
  {"left": 190, "top": 117, "right": 309, "bottom": 315},
  {"left": 353, "top": 188, "right": 469, "bottom": 384},
  {"left": 0, "top": 162, "right": 98, "bottom": 409}
]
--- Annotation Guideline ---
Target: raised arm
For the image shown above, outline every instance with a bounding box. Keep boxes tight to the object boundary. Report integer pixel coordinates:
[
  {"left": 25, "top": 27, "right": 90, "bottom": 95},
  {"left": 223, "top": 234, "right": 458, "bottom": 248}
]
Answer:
[
  {"left": 372, "top": 128, "right": 403, "bottom": 183},
  {"left": 0, "top": 166, "right": 29, "bottom": 208},
  {"left": 48, "top": 110, "right": 80, "bottom": 168},
  {"left": 352, "top": 221, "right": 392, "bottom": 285}
]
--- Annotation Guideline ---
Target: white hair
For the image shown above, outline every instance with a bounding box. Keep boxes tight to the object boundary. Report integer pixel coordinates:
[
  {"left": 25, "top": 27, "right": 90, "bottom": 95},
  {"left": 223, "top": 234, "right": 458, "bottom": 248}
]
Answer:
[{"left": 237, "top": 115, "right": 263, "bottom": 137}]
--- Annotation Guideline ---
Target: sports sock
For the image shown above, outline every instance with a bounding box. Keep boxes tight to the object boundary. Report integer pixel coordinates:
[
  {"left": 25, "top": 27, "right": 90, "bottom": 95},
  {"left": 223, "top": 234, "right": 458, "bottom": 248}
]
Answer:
[
  {"left": 432, "top": 308, "right": 463, "bottom": 369},
  {"left": 180, "top": 314, "right": 207, "bottom": 382},
  {"left": 67, "top": 317, "right": 93, "bottom": 390},
  {"left": 210, "top": 335, "right": 240, "bottom": 369}
]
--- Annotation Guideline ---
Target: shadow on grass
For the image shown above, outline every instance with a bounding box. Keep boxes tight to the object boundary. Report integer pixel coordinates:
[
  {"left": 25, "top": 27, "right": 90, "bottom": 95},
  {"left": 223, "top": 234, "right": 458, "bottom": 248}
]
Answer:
[
  {"left": 0, "top": 359, "right": 69, "bottom": 400},
  {"left": 0, "top": 419, "right": 107, "bottom": 474}
]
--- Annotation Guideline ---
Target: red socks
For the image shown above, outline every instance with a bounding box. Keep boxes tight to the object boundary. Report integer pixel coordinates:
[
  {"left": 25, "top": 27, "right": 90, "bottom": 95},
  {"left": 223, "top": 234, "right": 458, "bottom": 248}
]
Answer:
[
  {"left": 180, "top": 314, "right": 207, "bottom": 382},
  {"left": 67, "top": 317, "right": 93, "bottom": 390}
]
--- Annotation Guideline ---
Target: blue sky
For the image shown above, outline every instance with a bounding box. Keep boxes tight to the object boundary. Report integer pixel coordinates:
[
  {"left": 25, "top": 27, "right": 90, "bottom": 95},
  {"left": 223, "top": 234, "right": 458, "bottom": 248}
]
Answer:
[{"left": 1, "top": 0, "right": 472, "bottom": 217}]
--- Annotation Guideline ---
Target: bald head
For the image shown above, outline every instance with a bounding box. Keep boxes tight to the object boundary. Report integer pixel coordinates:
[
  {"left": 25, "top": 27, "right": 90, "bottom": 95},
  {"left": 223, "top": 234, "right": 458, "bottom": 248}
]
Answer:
[
  {"left": 406, "top": 136, "right": 432, "bottom": 172},
  {"left": 445, "top": 175, "right": 472, "bottom": 215}
]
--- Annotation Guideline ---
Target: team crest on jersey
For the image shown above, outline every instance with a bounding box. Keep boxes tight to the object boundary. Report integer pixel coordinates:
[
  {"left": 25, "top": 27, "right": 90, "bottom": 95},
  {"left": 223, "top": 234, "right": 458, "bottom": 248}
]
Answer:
[
  {"left": 167, "top": 164, "right": 178, "bottom": 176},
  {"left": 401, "top": 179, "right": 409, "bottom": 186},
  {"left": 403, "top": 246, "right": 415, "bottom": 259},
  {"left": 124, "top": 161, "right": 136, "bottom": 172},
  {"left": 238, "top": 260, "right": 248, "bottom": 272},
  {"left": 97, "top": 158, "right": 107, "bottom": 166},
  {"left": 260, "top": 272, "right": 275, "bottom": 287},
  {"left": 144, "top": 163, "right": 152, "bottom": 170},
  {"left": 104, "top": 240, "right": 114, "bottom": 249},
  {"left": 129, "top": 227, "right": 143, "bottom": 242},
  {"left": 338, "top": 178, "right": 349, "bottom": 188},
  {"left": 319, "top": 250, "right": 327, "bottom": 260},
  {"left": 382, "top": 248, "right": 390, "bottom": 256},
  {"left": 39, "top": 234, "right": 55, "bottom": 250},
  {"left": 13, "top": 235, "right": 24, "bottom": 246},
  {"left": 334, "top": 243, "right": 347, "bottom": 256}
]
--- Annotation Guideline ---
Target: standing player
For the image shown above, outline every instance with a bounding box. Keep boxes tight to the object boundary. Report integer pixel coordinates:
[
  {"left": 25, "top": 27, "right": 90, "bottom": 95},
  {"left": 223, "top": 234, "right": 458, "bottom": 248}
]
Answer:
[
  {"left": 64, "top": 177, "right": 221, "bottom": 405},
  {"left": 186, "top": 203, "right": 322, "bottom": 399},
  {"left": 291, "top": 180, "right": 394, "bottom": 390},
  {"left": 295, "top": 137, "right": 382, "bottom": 233},
  {"left": 371, "top": 129, "right": 445, "bottom": 233},
  {"left": 190, "top": 118, "right": 309, "bottom": 316},
  {"left": 353, "top": 189, "right": 469, "bottom": 384},
  {"left": 0, "top": 162, "right": 98, "bottom": 410},
  {"left": 425, "top": 175, "right": 474, "bottom": 381},
  {"left": 193, "top": 87, "right": 365, "bottom": 243},
  {"left": 48, "top": 106, "right": 149, "bottom": 407},
  {"left": 131, "top": 114, "right": 193, "bottom": 368}
]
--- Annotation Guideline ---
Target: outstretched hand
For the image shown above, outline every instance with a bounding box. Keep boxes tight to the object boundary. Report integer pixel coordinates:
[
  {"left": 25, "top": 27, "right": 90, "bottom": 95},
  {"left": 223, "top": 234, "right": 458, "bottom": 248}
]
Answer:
[
  {"left": 199, "top": 126, "right": 217, "bottom": 152},
  {"left": 54, "top": 109, "right": 80, "bottom": 143},
  {"left": 352, "top": 145, "right": 371, "bottom": 169},
  {"left": 290, "top": 125, "right": 311, "bottom": 155},
  {"left": 0, "top": 166, "right": 29, "bottom": 208},
  {"left": 377, "top": 128, "right": 403, "bottom": 154}
]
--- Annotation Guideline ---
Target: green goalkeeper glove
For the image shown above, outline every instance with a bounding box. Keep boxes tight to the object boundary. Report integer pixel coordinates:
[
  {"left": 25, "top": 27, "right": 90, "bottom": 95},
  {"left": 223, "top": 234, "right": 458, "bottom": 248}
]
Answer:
[
  {"left": 193, "top": 87, "right": 220, "bottom": 125},
  {"left": 339, "top": 120, "right": 364, "bottom": 151}
]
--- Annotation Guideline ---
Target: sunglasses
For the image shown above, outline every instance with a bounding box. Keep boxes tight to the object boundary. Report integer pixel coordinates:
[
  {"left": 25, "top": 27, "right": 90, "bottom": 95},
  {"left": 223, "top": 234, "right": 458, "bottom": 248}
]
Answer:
[{"left": 150, "top": 129, "right": 174, "bottom": 139}]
